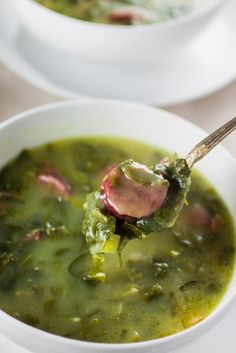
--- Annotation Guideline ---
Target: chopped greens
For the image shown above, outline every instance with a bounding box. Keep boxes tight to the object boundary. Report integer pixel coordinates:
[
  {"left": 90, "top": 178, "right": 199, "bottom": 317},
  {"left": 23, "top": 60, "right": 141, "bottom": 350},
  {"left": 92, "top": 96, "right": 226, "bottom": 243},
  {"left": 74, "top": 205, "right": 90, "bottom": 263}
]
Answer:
[
  {"left": 136, "top": 158, "right": 191, "bottom": 233},
  {"left": 82, "top": 191, "right": 117, "bottom": 255},
  {"left": 82, "top": 191, "right": 118, "bottom": 282}
]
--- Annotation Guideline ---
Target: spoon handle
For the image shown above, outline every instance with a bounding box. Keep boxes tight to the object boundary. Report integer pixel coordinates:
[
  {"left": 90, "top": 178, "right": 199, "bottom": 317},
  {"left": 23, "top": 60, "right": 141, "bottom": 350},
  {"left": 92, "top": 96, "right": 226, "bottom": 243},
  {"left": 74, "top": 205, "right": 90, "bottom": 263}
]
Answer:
[{"left": 186, "top": 116, "right": 236, "bottom": 169}]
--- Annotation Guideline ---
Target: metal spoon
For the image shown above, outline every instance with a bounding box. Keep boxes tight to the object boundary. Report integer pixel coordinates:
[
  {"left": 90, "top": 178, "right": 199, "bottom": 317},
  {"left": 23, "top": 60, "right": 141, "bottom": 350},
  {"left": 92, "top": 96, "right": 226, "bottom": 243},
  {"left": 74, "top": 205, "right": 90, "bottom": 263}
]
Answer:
[{"left": 186, "top": 116, "right": 236, "bottom": 169}]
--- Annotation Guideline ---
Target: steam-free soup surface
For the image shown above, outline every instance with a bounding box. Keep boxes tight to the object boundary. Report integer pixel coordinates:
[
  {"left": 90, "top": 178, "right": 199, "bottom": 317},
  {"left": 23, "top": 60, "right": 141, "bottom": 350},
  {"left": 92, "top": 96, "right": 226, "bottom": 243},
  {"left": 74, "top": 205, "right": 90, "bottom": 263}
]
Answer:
[
  {"left": 35, "top": 0, "right": 210, "bottom": 25},
  {"left": 0, "top": 137, "right": 234, "bottom": 343}
]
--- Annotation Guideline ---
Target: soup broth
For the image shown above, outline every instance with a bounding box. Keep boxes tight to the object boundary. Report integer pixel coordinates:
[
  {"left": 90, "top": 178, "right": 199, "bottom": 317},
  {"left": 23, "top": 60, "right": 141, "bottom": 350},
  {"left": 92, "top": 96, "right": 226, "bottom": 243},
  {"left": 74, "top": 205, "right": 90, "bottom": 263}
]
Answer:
[
  {"left": 35, "top": 0, "right": 210, "bottom": 25},
  {"left": 0, "top": 137, "right": 234, "bottom": 343}
]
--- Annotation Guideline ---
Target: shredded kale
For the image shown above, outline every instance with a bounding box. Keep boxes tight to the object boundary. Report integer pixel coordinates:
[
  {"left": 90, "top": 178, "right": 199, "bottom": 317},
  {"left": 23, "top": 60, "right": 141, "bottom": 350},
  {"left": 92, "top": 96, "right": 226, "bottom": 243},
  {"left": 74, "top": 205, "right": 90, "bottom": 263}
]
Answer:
[
  {"left": 120, "top": 159, "right": 168, "bottom": 187},
  {"left": 81, "top": 191, "right": 119, "bottom": 282},
  {"left": 82, "top": 191, "right": 117, "bottom": 255},
  {"left": 135, "top": 158, "right": 191, "bottom": 233}
]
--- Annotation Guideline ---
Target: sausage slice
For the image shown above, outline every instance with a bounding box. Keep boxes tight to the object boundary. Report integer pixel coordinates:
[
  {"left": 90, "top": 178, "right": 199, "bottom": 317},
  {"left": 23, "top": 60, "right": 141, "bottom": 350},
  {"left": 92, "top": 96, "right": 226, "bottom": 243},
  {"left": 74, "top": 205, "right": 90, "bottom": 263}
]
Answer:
[{"left": 101, "top": 160, "right": 169, "bottom": 219}]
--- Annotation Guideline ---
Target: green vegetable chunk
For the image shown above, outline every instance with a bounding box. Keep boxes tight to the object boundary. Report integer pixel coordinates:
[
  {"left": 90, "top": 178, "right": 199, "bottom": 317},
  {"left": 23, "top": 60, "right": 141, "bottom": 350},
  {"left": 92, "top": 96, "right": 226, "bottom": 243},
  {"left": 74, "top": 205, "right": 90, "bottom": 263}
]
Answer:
[
  {"left": 82, "top": 191, "right": 117, "bottom": 255},
  {"left": 136, "top": 158, "right": 191, "bottom": 233}
]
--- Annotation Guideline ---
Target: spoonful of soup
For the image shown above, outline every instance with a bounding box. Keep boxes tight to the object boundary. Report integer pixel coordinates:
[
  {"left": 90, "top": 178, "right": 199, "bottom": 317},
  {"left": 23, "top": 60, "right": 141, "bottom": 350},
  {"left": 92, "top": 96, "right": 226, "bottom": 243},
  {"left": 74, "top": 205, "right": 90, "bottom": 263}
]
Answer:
[
  {"left": 81, "top": 117, "right": 236, "bottom": 281},
  {"left": 102, "top": 116, "right": 236, "bottom": 229}
]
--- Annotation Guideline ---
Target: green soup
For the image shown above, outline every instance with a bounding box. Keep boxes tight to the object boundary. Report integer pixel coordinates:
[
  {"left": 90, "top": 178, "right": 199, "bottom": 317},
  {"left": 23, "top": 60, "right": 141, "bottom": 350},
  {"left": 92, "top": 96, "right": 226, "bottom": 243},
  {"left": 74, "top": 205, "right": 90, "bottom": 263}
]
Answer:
[
  {"left": 35, "top": 0, "right": 208, "bottom": 25},
  {"left": 0, "top": 137, "right": 234, "bottom": 343}
]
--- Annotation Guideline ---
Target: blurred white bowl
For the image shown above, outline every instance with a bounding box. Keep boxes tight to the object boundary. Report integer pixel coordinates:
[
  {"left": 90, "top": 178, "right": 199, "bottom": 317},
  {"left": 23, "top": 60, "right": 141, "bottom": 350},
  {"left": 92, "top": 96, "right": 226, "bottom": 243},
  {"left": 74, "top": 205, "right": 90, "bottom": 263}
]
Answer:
[
  {"left": 11, "top": 0, "right": 225, "bottom": 65},
  {"left": 0, "top": 100, "right": 235, "bottom": 353}
]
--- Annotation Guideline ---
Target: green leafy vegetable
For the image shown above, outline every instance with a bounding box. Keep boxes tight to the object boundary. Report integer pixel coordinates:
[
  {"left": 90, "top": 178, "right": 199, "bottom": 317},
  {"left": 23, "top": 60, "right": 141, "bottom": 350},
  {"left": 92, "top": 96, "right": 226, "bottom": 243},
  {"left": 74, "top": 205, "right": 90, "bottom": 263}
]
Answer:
[
  {"left": 136, "top": 158, "right": 191, "bottom": 233},
  {"left": 68, "top": 252, "right": 105, "bottom": 283},
  {"left": 81, "top": 191, "right": 120, "bottom": 282},
  {"left": 82, "top": 191, "right": 117, "bottom": 255}
]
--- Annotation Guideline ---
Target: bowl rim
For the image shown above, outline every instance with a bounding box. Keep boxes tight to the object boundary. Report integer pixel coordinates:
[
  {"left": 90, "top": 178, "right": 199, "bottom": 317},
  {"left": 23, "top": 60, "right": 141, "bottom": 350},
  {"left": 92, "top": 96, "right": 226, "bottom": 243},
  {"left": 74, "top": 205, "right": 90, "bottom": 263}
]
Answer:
[
  {"left": 20, "top": 0, "right": 226, "bottom": 31},
  {"left": 0, "top": 99, "right": 235, "bottom": 350}
]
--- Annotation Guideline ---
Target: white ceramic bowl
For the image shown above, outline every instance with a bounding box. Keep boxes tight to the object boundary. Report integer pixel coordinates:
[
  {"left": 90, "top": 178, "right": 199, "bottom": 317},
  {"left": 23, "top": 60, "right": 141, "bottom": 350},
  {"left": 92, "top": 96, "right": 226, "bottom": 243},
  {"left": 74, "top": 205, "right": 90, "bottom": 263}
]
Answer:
[
  {"left": 11, "top": 0, "right": 225, "bottom": 65},
  {"left": 0, "top": 100, "right": 235, "bottom": 353}
]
